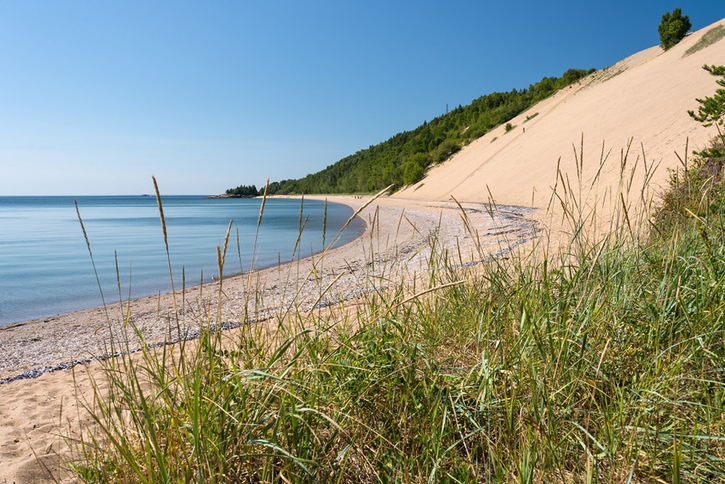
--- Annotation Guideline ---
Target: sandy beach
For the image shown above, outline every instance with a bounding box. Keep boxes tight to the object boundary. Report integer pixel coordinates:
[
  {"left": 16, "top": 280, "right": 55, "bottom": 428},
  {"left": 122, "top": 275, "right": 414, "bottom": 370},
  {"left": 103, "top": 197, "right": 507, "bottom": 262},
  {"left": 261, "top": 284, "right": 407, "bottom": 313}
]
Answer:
[
  {"left": 0, "top": 196, "right": 540, "bottom": 382},
  {"left": 0, "top": 195, "right": 539, "bottom": 482}
]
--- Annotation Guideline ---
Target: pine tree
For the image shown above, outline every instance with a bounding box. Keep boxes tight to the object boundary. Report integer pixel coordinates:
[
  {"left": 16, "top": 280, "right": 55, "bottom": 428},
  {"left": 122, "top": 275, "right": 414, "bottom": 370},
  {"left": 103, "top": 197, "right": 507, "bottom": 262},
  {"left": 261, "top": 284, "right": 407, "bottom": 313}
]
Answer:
[
  {"left": 689, "top": 65, "right": 725, "bottom": 128},
  {"left": 659, "top": 8, "right": 692, "bottom": 50}
]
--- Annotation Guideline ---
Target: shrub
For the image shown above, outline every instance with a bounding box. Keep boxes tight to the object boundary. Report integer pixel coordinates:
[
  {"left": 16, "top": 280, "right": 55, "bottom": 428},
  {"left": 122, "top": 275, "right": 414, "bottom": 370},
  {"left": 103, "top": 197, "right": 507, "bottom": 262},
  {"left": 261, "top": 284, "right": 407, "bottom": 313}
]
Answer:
[
  {"left": 432, "top": 139, "right": 461, "bottom": 163},
  {"left": 403, "top": 156, "right": 425, "bottom": 185},
  {"left": 659, "top": 8, "right": 692, "bottom": 50},
  {"left": 554, "top": 68, "right": 590, "bottom": 89}
]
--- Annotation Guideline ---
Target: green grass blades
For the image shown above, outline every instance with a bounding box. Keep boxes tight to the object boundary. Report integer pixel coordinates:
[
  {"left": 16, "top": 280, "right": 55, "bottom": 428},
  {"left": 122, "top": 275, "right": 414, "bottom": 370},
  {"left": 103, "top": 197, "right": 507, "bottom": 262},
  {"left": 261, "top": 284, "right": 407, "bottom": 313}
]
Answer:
[{"left": 67, "top": 143, "right": 725, "bottom": 482}]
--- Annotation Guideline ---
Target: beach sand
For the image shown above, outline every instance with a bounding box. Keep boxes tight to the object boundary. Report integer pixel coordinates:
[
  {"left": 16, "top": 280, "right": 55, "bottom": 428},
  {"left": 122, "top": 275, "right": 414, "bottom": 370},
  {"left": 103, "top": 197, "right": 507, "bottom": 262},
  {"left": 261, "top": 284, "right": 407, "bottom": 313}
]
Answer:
[{"left": 0, "top": 196, "right": 539, "bottom": 483}]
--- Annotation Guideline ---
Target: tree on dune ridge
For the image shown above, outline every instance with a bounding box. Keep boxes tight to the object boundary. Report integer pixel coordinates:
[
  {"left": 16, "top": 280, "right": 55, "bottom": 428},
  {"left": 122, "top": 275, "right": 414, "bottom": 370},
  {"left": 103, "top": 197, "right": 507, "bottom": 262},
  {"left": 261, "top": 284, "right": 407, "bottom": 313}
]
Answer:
[{"left": 659, "top": 8, "right": 692, "bottom": 50}]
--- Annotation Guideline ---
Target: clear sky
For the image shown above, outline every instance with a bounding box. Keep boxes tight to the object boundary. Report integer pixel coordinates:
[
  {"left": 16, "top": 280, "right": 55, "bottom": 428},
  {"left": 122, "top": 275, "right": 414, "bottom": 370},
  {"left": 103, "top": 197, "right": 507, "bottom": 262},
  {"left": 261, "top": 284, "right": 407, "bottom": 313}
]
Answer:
[{"left": 0, "top": 1, "right": 723, "bottom": 195}]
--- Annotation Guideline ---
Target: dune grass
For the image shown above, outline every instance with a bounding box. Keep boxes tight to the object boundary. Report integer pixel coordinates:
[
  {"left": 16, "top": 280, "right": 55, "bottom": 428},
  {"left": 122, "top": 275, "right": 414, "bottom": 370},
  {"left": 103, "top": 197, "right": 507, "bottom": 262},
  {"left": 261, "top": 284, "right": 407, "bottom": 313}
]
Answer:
[
  {"left": 685, "top": 25, "right": 725, "bottom": 57},
  {"left": 62, "top": 141, "right": 725, "bottom": 483}
]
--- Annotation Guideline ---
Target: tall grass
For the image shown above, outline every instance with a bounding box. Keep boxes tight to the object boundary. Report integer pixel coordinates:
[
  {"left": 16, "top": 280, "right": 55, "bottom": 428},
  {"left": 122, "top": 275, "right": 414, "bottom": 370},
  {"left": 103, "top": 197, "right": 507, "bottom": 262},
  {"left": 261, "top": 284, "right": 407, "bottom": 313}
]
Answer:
[{"left": 65, "top": 142, "right": 724, "bottom": 483}]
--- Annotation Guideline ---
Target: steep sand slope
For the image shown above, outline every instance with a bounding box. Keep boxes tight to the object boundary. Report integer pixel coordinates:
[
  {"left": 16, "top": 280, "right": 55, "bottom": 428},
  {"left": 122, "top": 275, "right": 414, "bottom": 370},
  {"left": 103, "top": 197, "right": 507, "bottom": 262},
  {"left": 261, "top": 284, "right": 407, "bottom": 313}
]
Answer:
[{"left": 395, "top": 18, "right": 725, "bottom": 214}]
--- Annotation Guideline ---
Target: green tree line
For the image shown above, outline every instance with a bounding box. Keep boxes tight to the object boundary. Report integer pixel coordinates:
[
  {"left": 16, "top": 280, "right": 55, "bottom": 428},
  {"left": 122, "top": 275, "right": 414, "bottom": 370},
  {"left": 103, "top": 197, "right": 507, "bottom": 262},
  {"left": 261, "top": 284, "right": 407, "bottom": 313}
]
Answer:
[
  {"left": 225, "top": 184, "right": 260, "bottom": 197},
  {"left": 230, "top": 68, "right": 594, "bottom": 195}
]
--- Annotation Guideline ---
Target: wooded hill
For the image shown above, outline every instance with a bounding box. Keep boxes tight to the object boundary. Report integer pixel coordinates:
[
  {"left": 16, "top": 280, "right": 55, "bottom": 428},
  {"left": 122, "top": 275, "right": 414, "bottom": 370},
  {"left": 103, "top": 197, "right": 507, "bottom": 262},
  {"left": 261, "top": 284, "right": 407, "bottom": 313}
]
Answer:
[{"left": 226, "top": 68, "right": 594, "bottom": 196}]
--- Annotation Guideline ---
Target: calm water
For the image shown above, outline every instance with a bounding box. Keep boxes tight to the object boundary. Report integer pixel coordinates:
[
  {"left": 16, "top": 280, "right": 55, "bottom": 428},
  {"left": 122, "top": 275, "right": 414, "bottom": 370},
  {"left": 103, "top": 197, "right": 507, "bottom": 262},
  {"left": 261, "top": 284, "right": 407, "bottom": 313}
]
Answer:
[{"left": 0, "top": 196, "right": 363, "bottom": 326}]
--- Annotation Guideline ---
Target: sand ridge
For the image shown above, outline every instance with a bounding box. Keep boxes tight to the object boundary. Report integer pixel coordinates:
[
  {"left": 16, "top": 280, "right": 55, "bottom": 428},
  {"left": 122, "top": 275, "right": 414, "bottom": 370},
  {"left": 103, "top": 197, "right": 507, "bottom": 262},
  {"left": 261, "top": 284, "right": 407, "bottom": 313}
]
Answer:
[{"left": 395, "top": 18, "right": 725, "bottom": 219}]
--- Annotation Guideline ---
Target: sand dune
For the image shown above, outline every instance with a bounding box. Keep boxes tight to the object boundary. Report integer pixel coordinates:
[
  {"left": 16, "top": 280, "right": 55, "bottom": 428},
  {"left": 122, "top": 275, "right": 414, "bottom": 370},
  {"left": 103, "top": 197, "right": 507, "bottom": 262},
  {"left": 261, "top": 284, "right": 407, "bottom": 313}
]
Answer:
[{"left": 395, "top": 18, "right": 725, "bottom": 215}]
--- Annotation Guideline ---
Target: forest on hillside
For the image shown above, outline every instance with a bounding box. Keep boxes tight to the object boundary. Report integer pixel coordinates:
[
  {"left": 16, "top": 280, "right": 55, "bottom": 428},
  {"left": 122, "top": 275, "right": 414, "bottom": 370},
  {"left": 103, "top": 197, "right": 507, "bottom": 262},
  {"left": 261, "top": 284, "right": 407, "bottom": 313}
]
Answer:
[{"left": 226, "top": 68, "right": 594, "bottom": 196}]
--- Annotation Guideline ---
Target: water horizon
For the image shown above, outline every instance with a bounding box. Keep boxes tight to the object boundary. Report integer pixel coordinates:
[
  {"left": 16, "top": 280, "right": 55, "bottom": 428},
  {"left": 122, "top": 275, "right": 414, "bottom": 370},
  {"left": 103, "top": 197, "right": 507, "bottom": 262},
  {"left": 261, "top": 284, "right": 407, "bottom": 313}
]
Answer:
[{"left": 0, "top": 195, "right": 363, "bottom": 326}]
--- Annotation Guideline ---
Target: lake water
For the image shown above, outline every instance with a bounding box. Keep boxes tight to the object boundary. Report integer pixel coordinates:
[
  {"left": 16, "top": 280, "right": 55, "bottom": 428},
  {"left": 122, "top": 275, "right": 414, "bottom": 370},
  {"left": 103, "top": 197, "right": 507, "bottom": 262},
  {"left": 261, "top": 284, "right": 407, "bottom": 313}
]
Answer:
[{"left": 0, "top": 196, "right": 363, "bottom": 326}]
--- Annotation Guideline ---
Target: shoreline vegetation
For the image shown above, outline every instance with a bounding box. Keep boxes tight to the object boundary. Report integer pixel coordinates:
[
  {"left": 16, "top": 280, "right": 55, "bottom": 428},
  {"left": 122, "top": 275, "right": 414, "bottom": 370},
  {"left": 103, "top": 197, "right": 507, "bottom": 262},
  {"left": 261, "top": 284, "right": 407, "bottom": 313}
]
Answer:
[{"left": 50, "top": 132, "right": 724, "bottom": 482}]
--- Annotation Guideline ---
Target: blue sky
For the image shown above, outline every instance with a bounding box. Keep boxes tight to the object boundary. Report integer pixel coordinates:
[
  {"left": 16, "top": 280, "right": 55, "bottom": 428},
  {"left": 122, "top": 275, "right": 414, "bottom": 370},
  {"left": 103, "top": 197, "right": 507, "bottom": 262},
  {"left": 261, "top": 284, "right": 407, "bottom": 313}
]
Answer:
[{"left": 0, "top": 1, "right": 723, "bottom": 195}]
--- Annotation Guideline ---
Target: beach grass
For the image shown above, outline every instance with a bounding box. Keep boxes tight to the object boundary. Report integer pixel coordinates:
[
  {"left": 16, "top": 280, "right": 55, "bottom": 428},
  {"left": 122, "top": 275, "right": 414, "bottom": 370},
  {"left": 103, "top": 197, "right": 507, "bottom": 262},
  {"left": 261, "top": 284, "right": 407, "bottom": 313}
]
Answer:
[
  {"left": 62, "top": 140, "right": 725, "bottom": 483},
  {"left": 685, "top": 25, "right": 725, "bottom": 56}
]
